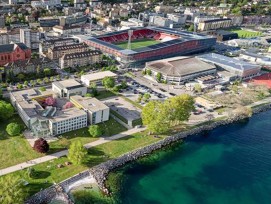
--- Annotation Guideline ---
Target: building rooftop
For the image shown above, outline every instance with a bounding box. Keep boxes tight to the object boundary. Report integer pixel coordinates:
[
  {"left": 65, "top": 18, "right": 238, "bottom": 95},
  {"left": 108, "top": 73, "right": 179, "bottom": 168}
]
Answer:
[
  {"left": 81, "top": 71, "right": 117, "bottom": 82},
  {"left": 53, "top": 79, "right": 83, "bottom": 90},
  {"left": 70, "top": 95, "right": 109, "bottom": 112},
  {"left": 0, "top": 43, "right": 29, "bottom": 53},
  {"left": 50, "top": 107, "right": 87, "bottom": 122},
  {"left": 62, "top": 50, "right": 102, "bottom": 60},
  {"left": 197, "top": 53, "right": 261, "bottom": 71},
  {"left": 146, "top": 56, "right": 216, "bottom": 77},
  {"left": 50, "top": 43, "right": 88, "bottom": 51}
]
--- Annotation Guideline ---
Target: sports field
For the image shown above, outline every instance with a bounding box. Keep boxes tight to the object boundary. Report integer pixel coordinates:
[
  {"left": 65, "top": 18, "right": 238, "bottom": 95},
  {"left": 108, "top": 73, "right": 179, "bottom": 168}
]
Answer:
[
  {"left": 227, "top": 28, "right": 262, "bottom": 38},
  {"left": 115, "top": 39, "right": 159, "bottom": 50}
]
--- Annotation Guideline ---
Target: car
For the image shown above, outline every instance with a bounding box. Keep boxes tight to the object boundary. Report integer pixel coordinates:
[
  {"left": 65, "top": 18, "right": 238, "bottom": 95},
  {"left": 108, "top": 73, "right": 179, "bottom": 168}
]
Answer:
[
  {"left": 159, "top": 88, "right": 166, "bottom": 92},
  {"left": 169, "top": 93, "right": 176, "bottom": 96},
  {"left": 133, "top": 90, "right": 138, "bottom": 94}
]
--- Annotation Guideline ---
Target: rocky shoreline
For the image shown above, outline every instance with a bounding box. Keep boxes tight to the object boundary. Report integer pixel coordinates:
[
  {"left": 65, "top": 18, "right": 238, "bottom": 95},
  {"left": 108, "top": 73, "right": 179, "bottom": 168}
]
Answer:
[
  {"left": 26, "top": 103, "right": 271, "bottom": 203},
  {"left": 89, "top": 103, "right": 271, "bottom": 195}
]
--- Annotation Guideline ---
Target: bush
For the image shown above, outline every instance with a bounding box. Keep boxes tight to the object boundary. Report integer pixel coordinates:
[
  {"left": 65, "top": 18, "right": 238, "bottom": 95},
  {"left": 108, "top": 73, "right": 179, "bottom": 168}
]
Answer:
[
  {"left": 39, "top": 87, "right": 46, "bottom": 92},
  {"left": 33, "top": 138, "right": 49, "bottom": 153},
  {"left": 6, "top": 123, "right": 21, "bottom": 136},
  {"left": 88, "top": 125, "right": 102, "bottom": 137}
]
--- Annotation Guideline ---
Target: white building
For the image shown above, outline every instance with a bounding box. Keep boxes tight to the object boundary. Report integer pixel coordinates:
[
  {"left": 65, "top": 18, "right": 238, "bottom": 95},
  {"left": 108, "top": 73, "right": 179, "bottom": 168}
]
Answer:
[
  {"left": 31, "top": 0, "right": 61, "bottom": 8},
  {"left": 70, "top": 95, "right": 110, "bottom": 124},
  {"left": 81, "top": 71, "right": 117, "bottom": 86},
  {"left": 49, "top": 107, "right": 87, "bottom": 135},
  {"left": 0, "top": 16, "right": 5, "bottom": 28},
  {"left": 52, "top": 79, "right": 87, "bottom": 98}
]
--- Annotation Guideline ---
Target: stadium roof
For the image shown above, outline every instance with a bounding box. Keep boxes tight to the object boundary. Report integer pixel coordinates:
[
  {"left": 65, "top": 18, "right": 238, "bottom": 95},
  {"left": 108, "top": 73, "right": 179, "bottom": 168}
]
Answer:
[
  {"left": 74, "top": 27, "right": 215, "bottom": 55},
  {"left": 197, "top": 53, "right": 261, "bottom": 71},
  {"left": 146, "top": 56, "right": 216, "bottom": 77}
]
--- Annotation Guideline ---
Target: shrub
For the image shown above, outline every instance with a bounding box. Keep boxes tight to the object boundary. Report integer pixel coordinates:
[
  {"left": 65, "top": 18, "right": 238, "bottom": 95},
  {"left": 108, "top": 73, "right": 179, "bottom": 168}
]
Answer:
[
  {"left": 33, "top": 138, "right": 49, "bottom": 153},
  {"left": 6, "top": 123, "right": 21, "bottom": 136}
]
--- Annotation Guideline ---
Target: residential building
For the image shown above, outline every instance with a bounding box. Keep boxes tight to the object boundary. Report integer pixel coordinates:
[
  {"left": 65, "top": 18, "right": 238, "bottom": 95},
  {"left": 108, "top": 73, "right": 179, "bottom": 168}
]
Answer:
[
  {"left": 198, "top": 18, "right": 232, "bottom": 31},
  {"left": 52, "top": 25, "right": 82, "bottom": 36},
  {"left": 145, "top": 56, "right": 217, "bottom": 84},
  {"left": 154, "top": 5, "right": 174, "bottom": 13},
  {"left": 60, "top": 50, "right": 102, "bottom": 69},
  {"left": 20, "top": 29, "right": 40, "bottom": 50},
  {"left": 52, "top": 79, "right": 87, "bottom": 98},
  {"left": 4, "top": 57, "right": 55, "bottom": 76},
  {"left": 74, "top": 0, "right": 86, "bottom": 8},
  {"left": 70, "top": 95, "right": 110, "bottom": 124},
  {"left": 0, "top": 33, "right": 9, "bottom": 44},
  {"left": 47, "top": 43, "right": 89, "bottom": 60},
  {"left": 39, "top": 38, "right": 76, "bottom": 56},
  {"left": 81, "top": 71, "right": 117, "bottom": 86},
  {"left": 0, "top": 43, "right": 31, "bottom": 66},
  {"left": 31, "top": 0, "right": 61, "bottom": 8}
]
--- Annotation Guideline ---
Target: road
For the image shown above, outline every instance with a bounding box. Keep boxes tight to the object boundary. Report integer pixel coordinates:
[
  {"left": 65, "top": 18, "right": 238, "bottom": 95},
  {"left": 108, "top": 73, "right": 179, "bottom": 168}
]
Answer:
[{"left": 0, "top": 127, "right": 145, "bottom": 176}]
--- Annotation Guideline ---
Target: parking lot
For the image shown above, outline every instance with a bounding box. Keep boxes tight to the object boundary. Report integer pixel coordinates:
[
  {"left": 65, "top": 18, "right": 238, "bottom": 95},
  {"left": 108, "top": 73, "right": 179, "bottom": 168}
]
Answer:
[{"left": 102, "top": 96, "right": 141, "bottom": 122}]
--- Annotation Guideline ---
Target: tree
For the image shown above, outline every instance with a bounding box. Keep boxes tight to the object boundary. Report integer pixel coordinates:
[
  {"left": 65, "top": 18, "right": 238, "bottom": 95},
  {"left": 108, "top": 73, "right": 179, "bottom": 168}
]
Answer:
[
  {"left": 0, "top": 100, "right": 14, "bottom": 120},
  {"left": 17, "top": 84, "right": 23, "bottom": 89},
  {"left": 39, "top": 86, "right": 46, "bottom": 92},
  {"left": 142, "top": 69, "right": 147, "bottom": 75},
  {"left": 90, "top": 82, "right": 98, "bottom": 96},
  {"left": 188, "top": 24, "right": 194, "bottom": 32},
  {"left": 194, "top": 84, "right": 202, "bottom": 93},
  {"left": 43, "top": 77, "right": 49, "bottom": 83},
  {"left": 68, "top": 141, "right": 87, "bottom": 165},
  {"left": 156, "top": 72, "right": 162, "bottom": 82},
  {"left": 143, "top": 93, "right": 151, "bottom": 102},
  {"left": 0, "top": 174, "right": 24, "bottom": 204},
  {"left": 17, "top": 73, "right": 25, "bottom": 81},
  {"left": 85, "top": 93, "right": 93, "bottom": 97},
  {"left": 50, "top": 76, "right": 54, "bottom": 82},
  {"left": 146, "top": 69, "right": 152, "bottom": 76},
  {"left": 26, "top": 167, "right": 36, "bottom": 178},
  {"left": 137, "top": 94, "right": 143, "bottom": 103},
  {"left": 37, "top": 79, "right": 42, "bottom": 84},
  {"left": 88, "top": 125, "right": 102, "bottom": 137},
  {"left": 164, "top": 94, "right": 195, "bottom": 123},
  {"left": 121, "top": 81, "right": 128, "bottom": 89},
  {"left": 6, "top": 123, "right": 21, "bottom": 136},
  {"left": 33, "top": 138, "right": 49, "bottom": 153},
  {"left": 44, "top": 97, "right": 56, "bottom": 106},
  {"left": 142, "top": 100, "right": 170, "bottom": 134},
  {"left": 43, "top": 68, "right": 51, "bottom": 76},
  {"left": 102, "top": 76, "right": 115, "bottom": 89},
  {"left": 23, "top": 81, "right": 28, "bottom": 86}
]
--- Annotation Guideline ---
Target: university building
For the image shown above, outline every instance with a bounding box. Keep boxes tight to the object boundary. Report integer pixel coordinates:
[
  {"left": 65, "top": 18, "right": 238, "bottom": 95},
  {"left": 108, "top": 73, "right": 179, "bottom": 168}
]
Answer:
[{"left": 10, "top": 79, "right": 109, "bottom": 137}]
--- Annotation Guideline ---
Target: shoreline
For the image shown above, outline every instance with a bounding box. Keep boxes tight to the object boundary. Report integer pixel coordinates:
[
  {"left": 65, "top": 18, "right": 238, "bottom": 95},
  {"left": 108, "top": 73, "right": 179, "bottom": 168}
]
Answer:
[{"left": 25, "top": 103, "right": 271, "bottom": 204}]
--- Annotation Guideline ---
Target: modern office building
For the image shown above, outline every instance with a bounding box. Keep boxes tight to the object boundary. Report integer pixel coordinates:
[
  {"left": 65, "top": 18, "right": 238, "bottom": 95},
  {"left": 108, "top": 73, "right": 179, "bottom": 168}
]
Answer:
[{"left": 52, "top": 79, "right": 87, "bottom": 98}]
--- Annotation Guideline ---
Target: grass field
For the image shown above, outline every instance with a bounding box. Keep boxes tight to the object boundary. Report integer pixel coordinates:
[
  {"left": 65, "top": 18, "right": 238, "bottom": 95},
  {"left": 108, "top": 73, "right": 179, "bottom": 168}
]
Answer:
[
  {"left": 0, "top": 115, "right": 43, "bottom": 169},
  {"left": 2, "top": 131, "right": 168, "bottom": 200},
  {"left": 115, "top": 39, "right": 159, "bottom": 50},
  {"left": 227, "top": 28, "right": 262, "bottom": 38}
]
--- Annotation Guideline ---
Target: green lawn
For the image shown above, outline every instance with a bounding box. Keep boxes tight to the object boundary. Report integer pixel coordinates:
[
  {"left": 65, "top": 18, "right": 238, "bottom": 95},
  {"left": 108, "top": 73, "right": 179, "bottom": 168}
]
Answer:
[
  {"left": 49, "top": 117, "right": 127, "bottom": 153},
  {"left": 0, "top": 115, "right": 43, "bottom": 169},
  {"left": 227, "top": 28, "right": 262, "bottom": 38},
  {"left": 95, "top": 90, "right": 116, "bottom": 100},
  {"left": 2, "top": 131, "right": 167, "bottom": 200},
  {"left": 115, "top": 39, "right": 159, "bottom": 50}
]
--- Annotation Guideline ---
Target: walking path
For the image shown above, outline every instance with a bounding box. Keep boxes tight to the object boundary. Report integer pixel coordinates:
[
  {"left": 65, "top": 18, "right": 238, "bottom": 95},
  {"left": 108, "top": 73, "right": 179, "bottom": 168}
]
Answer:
[{"left": 0, "top": 127, "right": 145, "bottom": 176}]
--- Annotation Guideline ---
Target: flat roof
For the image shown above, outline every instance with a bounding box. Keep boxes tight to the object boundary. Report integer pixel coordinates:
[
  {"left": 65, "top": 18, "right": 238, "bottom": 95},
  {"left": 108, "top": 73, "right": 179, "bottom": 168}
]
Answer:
[
  {"left": 53, "top": 79, "right": 83, "bottom": 89},
  {"left": 70, "top": 95, "right": 109, "bottom": 112},
  {"left": 146, "top": 56, "right": 216, "bottom": 77},
  {"left": 81, "top": 71, "right": 117, "bottom": 82},
  {"left": 50, "top": 107, "right": 87, "bottom": 122},
  {"left": 197, "top": 53, "right": 261, "bottom": 71}
]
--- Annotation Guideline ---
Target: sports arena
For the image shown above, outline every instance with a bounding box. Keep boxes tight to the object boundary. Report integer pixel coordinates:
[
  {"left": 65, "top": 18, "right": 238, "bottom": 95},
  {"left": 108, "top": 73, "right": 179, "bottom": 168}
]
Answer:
[{"left": 77, "top": 27, "right": 216, "bottom": 64}]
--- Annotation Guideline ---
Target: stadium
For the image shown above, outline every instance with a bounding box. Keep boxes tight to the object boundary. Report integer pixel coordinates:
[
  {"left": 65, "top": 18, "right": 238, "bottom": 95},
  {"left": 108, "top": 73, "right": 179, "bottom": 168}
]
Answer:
[{"left": 77, "top": 27, "right": 216, "bottom": 65}]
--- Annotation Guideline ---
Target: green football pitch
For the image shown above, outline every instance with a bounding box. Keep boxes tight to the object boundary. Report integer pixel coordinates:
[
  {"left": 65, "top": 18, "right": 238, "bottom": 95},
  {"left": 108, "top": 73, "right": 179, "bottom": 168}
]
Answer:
[{"left": 114, "top": 39, "right": 159, "bottom": 50}]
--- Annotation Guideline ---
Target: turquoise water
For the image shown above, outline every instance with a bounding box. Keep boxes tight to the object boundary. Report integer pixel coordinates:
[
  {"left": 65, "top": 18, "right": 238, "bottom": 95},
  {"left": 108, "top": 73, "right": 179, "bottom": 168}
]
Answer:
[{"left": 115, "top": 111, "right": 271, "bottom": 204}]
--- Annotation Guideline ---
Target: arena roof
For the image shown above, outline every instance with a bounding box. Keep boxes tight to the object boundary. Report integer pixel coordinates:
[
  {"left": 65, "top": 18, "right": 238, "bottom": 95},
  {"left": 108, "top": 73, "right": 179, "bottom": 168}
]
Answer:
[
  {"left": 146, "top": 56, "right": 216, "bottom": 77},
  {"left": 197, "top": 53, "right": 261, "bottom": 71}
]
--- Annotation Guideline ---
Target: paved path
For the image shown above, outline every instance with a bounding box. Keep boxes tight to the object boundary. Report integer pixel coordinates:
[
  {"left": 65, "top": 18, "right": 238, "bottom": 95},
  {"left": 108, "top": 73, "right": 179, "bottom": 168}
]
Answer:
[{"left": 0, "top": 127, "right": 145, "bottom": 176}]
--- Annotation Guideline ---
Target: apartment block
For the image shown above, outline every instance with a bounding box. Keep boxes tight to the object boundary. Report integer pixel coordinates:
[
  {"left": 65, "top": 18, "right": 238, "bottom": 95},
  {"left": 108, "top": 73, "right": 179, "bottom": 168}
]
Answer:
[
  {"left": 60, "top": 50, "right": 102, "bottom": 69},
  {"left": 47, "top": 43, "right": 89, "bottom": 60}
]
